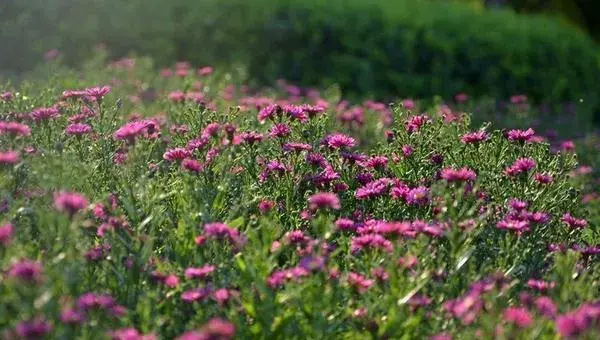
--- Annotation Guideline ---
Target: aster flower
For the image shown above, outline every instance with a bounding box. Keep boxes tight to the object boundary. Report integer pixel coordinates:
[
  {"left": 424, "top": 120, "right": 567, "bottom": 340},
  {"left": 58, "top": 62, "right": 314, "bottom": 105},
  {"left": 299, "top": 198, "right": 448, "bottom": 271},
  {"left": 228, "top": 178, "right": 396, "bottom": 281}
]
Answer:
[
  {"left": 461, "top": 131, "right": 488, "bottom": 144},
  {"left": 359, "top": 155, "right": 388, "bottom": 170},
  {"left": 440, "top": 167, "right": 477, "bottom": 182},
  {"left": 54, "top": 191, "right": 88, "bottom": 216},
  {"left": 503, "top": 307, "right": 533, "bottom": 328},
  {"left": 203, "top": 222, "right": 246, "bottom": 248},
  {"left": 0, "top": 121, "right": 31, "bottom": 136},
  {"left": 0, "top": 223, "right": 14, "bottom": 246},
  {"left": 85, "top": 86, "right": 111, "bottom": 101},
  {"left": 405, "top": 115, "right": 430, "bottom": 133},
  {"left": 323, "top": 133, "right": 356, "bottom": 149},
  {"left": 65, "top": 123, "right": 92, "bottom": 136},
  {"left": 504, "top": 158, "right": 536, "bottom": 177},
  {"left": 347, "top": 272, "right": 374, "bottom": 293},
  {"left": 561, "top": 213, "right": 588, "bottom": 229},
  {"left": 405, "top": 186, "right": 430, "bottom": 206},
  {"left": 113, "top": 119, "right": 159, "bottom": 142},
  {"left": 30, "top": 107, "right": 60, "bottom": 121},
  {"left": 534, "top": 172, "right": 553, "bottom": 184},
  {"left": 0, "top": 150, "right": 20, "bottom": 165},
  {"left": 15, "top": 318, "right": 52, "bottom": 339},
  {"left": 238, "top": 131, "right": 264, "bottom": 144},
  {"left": 355, "top": 178, "right": 393, "bottom": 200},
  {"left": 506, "top": 128, "right": 535, "bottom": 142},
  {"left": 282, "top": 142, "right": 312, "bottom": 153},
  {"left": 350, "top": 234, "right": 394, "bottom": 253},
  {"left": 109, "top": 328, "right": 157, "bottom": 340},
  {"left": 269, "top": 123, "right": 291, "bottom": 138},
  {"left": 182, "top": 158, "right": 203, "bottom": 173},
  {"left": 308, "top": 192, "right": 341, "bottom": 211},
  {"left": 184, "top": 265, "right": 215, "bottom": 280},
  {"left": 163, "top": 148, "right": 192, "bottom": 161},
  {"left": 527, "top": 279, "right": 555, "bottom": 292},
  {"left": 7, "top": 259, "right": 43, "bottom": 282}
]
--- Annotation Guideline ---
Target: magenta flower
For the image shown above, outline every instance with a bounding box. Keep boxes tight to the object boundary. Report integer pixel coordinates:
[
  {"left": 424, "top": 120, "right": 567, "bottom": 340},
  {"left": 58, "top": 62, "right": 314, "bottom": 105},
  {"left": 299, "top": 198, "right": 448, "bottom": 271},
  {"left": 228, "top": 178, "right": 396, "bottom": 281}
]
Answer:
[
  {"left": 238, "top": 131, "right": 264, "bottom": 144},
  {"left": 534, "top": 172, "right": 553, "bottom": 184},
  {"left": 60, "top": 307, "right": 86, "bottom": 324},
  {"left": 534, "top": 296, "right": 557, "bottom": 319},
  {"left": 258, "top": 200, "right": 275, "bottom": 214},
  {"left": 561, "top": 213, "right": 588, "bottom": 229},
  {"left": 504, "top": 158, "right": 536, "bottom": 177},
  {"left": 269, "top": 123, "right": 291, "bottom": 138},
  {"left": 15, "top": 318, "right": 52, "bottom": 338},
  {"left": 8, "top": 259, "right": 43, "bottom": 282},
  {"left": 54, "top": 191, "right": 89, "bottom": 216},
  {"left": 440, "top": 167, "right": 477, "bottom": 182},
  {"left": 323, "top": 133, "right": 356, "bottom": 149},
  {"left": 405, "top": 186, "right": 430, "bottom": 206},
  {"left": 182, "top": 158, "right": 203, "bottom": 173},
  {"left": 506, "top": 128, "right": 535, "bottom": 142},
  {"left": 0, "top": 150, "right": 20, "bottom": 165},
  {"left": 347, "top": 272, "right": 374, "bottom": 293},
  {"left": 355, "top": 178, "right": 393, "bottom": 200},
  {"left": 85, "top": 86, "right": 111, "bottom": 100},
  {"left": 405, "top": 114, "right": 430, "bottom": 133},
  {"left": 109, "top": 328, "right": 156, "bottom": 340},
  {"left": 461, "top": 131, "right": 488, "bottom": 144},
  {"left": 527, "top": 279, "right": 555, "bottom": 292},
  {"left": 350, "top": 234, "right": 394, "bottom": 253},
  {"left": 198, "top": 66, "right": 214, "bottom": 76},
  {"left": 113, "top": 119, "right": 159, "bottom": 142},
  {"left": 65, "top": 123, "right": 92, "bottom": 136},
  {"left": 402, "top": 145, "right": 414, "bottom": 158},
  {"left": 496, "top": 218, "right": 530, "bottom": 234},
  {"left": 282, "top": 142, "right": 312, "bottom": 153},
  {"left": 0, "top": 223, "right": 14, "bottom": 246},
  {"left": 308, "top": 192, "right": 341, "bottom": 211},
  {"left": 359, "top": 155, "right": 388, "bottom": 170},
  {"left": 184, "top": 265, "right": 215, "bottom": 280},
  {"left": 163, "top": 148, "right": 192, "bottom": 161},
  {"left": 30, "top": 107, "right": 60, "bottom": 121},
  {"left": 503, "top": 307, "right": 533, "bottom": 328},
  {"left": 0, "top": 121, "right": 31, "bottom": 136},
  {"left": 203, "top": 222, "right": 246, "bottom": 248},
  {"left": 0, "top": 91, "right": 13, "bottom": 101}
]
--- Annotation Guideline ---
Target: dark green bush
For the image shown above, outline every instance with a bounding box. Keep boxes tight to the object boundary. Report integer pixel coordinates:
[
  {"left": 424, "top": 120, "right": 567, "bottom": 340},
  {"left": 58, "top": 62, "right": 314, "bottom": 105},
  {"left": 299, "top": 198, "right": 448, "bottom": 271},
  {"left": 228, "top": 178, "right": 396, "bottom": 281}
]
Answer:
[{"left": 3, "top": 0, "right": 600, "bottom": 121}]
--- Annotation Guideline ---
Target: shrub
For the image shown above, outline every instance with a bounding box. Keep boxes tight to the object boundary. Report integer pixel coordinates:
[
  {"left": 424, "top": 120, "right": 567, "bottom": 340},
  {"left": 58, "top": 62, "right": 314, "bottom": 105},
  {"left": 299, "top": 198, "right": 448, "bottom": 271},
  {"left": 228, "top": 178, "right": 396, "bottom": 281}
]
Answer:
[{"left": 0, "top": 56, "right": 598, "bottom": 338}]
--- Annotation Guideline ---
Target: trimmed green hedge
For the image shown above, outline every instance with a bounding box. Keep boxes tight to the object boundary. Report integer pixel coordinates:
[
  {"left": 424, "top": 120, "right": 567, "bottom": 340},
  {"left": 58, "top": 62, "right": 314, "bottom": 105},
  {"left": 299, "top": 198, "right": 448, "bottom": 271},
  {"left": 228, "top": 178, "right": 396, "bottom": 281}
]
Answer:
[{"left": 3, "top": 0, "right": 600, "bottom": 119}]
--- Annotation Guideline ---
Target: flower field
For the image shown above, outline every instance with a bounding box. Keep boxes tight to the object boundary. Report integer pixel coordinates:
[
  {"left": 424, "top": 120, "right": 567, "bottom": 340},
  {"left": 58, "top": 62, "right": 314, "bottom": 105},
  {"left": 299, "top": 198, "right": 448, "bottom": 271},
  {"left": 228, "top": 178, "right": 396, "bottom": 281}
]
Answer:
[{"left": 0, "top": 57, "right": 599, "bottom": 339}]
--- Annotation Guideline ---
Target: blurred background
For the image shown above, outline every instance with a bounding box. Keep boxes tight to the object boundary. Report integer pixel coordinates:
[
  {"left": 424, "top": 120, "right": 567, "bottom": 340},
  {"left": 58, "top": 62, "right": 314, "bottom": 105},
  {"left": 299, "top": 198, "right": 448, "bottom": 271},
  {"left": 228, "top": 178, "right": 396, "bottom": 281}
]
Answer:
[{"left": 1, "top": 0, "right": 600, "bottom": 122}]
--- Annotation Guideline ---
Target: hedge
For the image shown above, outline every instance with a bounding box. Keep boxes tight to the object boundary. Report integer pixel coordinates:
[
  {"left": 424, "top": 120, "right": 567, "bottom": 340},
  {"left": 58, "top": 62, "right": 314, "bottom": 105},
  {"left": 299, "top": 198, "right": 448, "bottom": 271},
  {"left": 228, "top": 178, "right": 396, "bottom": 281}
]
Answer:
[{"left": 2, "top": 0, "right": 600, "bottom": 119}]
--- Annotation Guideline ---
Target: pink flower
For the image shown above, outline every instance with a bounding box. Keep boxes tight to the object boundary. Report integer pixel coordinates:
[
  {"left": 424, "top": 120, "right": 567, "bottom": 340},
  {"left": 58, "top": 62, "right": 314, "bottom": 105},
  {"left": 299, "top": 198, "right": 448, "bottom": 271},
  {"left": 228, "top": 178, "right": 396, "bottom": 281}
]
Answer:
[
  {"left": 0, "top": 91, "right": 13, "bottom": 101},
  {"left": 405, "top": 186, "right": 430, "bottom": 206},
  {"left": 85, "top": 86, "right": 111, "bottom": 100},
  {"left": 461, "top": 131, "right": 488, "bottom": 144},
  {"left": 182, "top": 159, "right": 203, "bottom": 173},
  {"left": 109, "top": 328, "right": 156, "bottom": 340},
  {"left": 184, "top": 265, "right": 215, "bottom": 280},
  {"left": 405, "top": 115, "right": 430, "bottom": 133},
  {"left": 197, "top": 66, "right": 214, "bottom": 76},
  {"left": 527, "top": 279, "right": 555, "bottom": 292},
  {"left": 8, "top": 259, "right": 43, "bottom": 282},
  {"left": 163, "top": 148, "right": 192, "bottom": 161},
  {"left": 561, "top": 213, "right": 587, "bottom": 229},
  {"left": 30, "top": 107, "right": 60, "bottom": 121},
  {"left": 0, "top": 150, "right": 20, "bottom": 165},
  {"left": 440, "top": 167, "right": 477, "bottom": 182},
  {"left": 308, "top": 192, "right": 341, "bottom": 211},
  {"left": 54, "top": 191, "right": 89, "bottom": 216},
  {"left": 15, "top": 318, "right": 52, "bottom": 338},
  {"left": 65, "top": 123, "right": 92, "bottom": 136},
  {"left": 323, "top": 133, "right": 356, "bottom": 149},
  {"left": 113, "top": 120, "right": 159, "bottom": 142},
  {"left": 504, "top": 158, "right": 536, "bottom": 177},
  {"left": 203, "top": 222, "right": 246, "bottom": 248},
  {"left": 258, "top": 200, "right": 275, "bottom": 214},
  {"left": 503, "top": 307, "right": 533, "bottom": 328},
  {"left": 350, "top": 234, "right": 393, "bottom": 253},
  {"left": 269, "top": 123, "right": 291, "bottom": 138},
  {"left": 0, "top": 121, "right": 31, "bottom": 136},
  {"left": 360, "top": 155, "right": 388, "bottom": 170},
  {"left": 534, "top": 172, "right": 553, "bottom": 184},
  {"left": 176, "top": 318, "right": 235, "bottom": 340},
  {"left": 506, "top": 128, "right": 535, "bottom": 142},
  {"left": 455, "top": 93, "right": 469, "bottom": 103},
  {"left": 401, "top": 145, "right": 414, "bottom": 158},
  {"left": 0, "top": 223, "right": 14, "bottom": 246},
  {"left": 347, "top": 272, "right": 374, "bottom": 293}
]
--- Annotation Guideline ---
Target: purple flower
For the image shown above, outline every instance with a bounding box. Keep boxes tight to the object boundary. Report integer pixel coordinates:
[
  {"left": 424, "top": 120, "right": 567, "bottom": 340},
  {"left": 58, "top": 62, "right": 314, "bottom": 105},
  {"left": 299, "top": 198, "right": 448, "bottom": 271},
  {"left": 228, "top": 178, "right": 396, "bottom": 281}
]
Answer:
[
  {"left": 506, "top": 128, "right": 534, "bottom": 142},
  {"left": 308, "top": 192, "right": 341, "bottom": 211},
  {"left": 561, "top": 213, "right": 588, "bottom": 229},
  {"left": 0, "top": 121, "right": 31, "bottom": 136},
  {"left": 461, "top": 131, "right": 488, "bottom": 144},
  {"left": 503, "top": 307, "right": 533, "bottom": 328},
  {"left": 54, "top": 191, "right": 89, "bottom": 216},
  {"left": 405, "top": 186, "right": 430, "bottom": 206},
  {"left": 181, "top": 287, "right": 211, "bottom": 303},
  {"left": 323, "top": 133, "right": 356, "bottom": 149},
  {"left": 0, "top": 150, "right": 20, "bottom": 165},
  {"left": 440, "top": 167, "right": 477, "bottom": 182},
  {"left": 8, "top": 259, "right": 43, "bottom": 282},
  {"left": 184, "top": 265, "right": 215, "bottom": 280},
  {"left": 85, "top": 86, "right": 111, "bottom": 100},
  {"left": 15, "top": 318, "right": 52, "bottom": 339},
  {"left": 30, "top": 107, "right": 60, "bottom": 121},
  {"left": 504, "top": 158, "right": 536, "bottom": 177},
  {"left": 0, "top": 223, "right": 14, "bottom": 246},
  {"left": 65, "top": 123, "right": 93, "bottom": 136},
  {"left": 182, "top": 158, "right": 204, "bottom": 173}
]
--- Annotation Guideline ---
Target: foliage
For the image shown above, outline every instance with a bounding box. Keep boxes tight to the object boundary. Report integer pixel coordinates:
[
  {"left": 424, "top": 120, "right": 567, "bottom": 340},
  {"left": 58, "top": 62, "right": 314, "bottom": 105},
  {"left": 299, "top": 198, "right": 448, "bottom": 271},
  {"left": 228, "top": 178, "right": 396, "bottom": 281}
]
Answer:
[{"left": 0, "top": 56, "right": 598, "bottom": 338}]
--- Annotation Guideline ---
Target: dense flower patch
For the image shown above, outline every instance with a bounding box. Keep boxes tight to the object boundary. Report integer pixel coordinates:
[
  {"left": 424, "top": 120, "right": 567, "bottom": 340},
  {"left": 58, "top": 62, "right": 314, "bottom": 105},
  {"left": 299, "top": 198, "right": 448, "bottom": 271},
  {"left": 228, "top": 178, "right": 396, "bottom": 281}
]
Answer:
[{"left": 0, "top": 59, "right": 599, "bottom": 339}]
